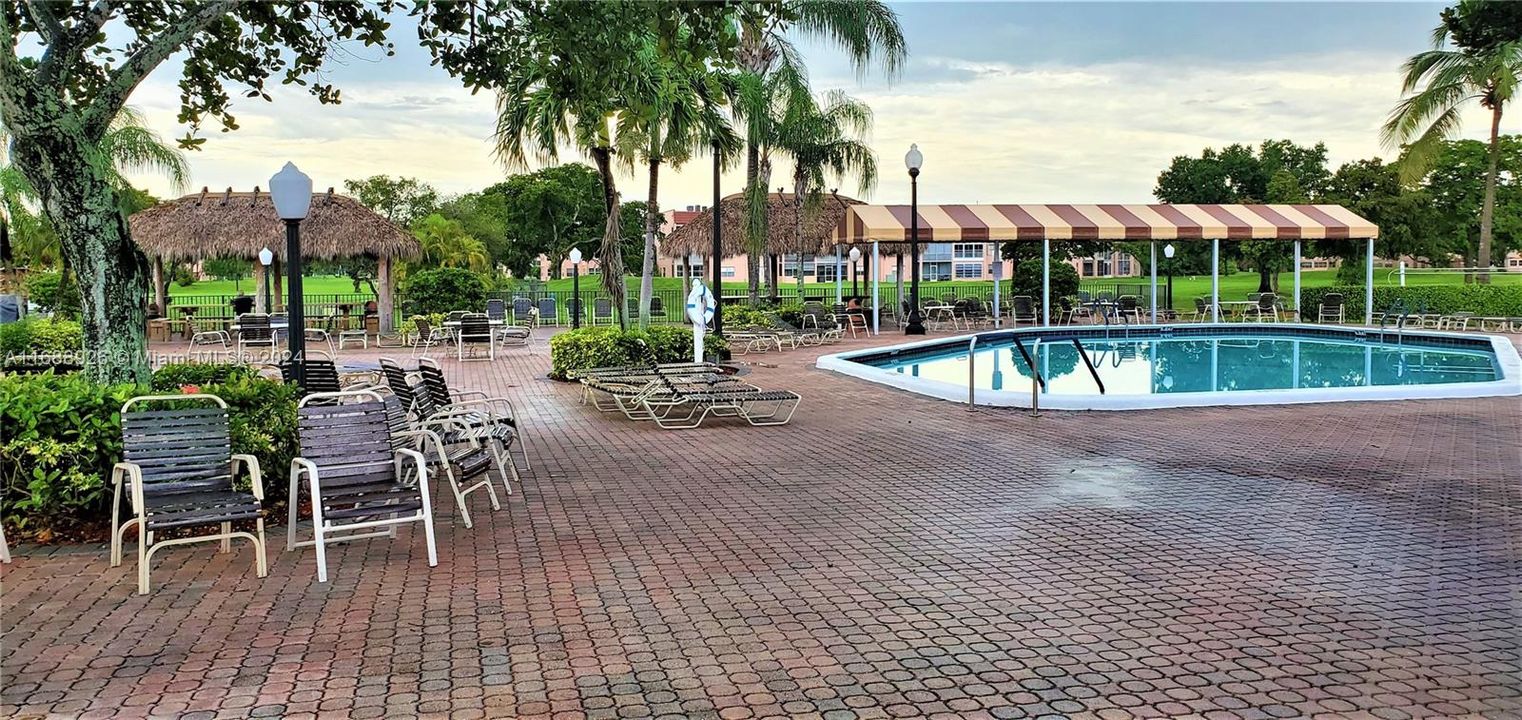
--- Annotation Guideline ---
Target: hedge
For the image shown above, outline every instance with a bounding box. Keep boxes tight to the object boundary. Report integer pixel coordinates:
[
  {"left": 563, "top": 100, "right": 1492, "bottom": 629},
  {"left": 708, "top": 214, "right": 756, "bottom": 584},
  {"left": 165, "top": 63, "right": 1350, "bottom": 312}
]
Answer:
[
  {"left": 0, "top": 364, "right": 299, "bottom": 542},
  {"left": 0, "top": 317, "right": 83, "bottom": 358},
  {"left": 1301, "top": 284, "right": 1522, "bottom": 322},
  {"left": 549, "top": 325, "right": 729, "bottom": 380}
]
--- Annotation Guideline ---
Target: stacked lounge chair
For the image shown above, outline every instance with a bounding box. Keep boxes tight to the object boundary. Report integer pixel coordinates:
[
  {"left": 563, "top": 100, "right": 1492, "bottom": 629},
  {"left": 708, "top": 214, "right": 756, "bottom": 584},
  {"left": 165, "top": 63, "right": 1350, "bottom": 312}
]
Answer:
[{"left": 571, "top": 362, "right": 801, "bottom": 429}]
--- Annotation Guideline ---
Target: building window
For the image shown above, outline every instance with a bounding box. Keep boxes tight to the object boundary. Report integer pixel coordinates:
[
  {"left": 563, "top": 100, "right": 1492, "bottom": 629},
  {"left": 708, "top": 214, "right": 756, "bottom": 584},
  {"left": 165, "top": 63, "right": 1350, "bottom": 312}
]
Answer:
[
  {"left": 1082, "top": 259, "right": 1095, "bottom": 276},
  {"left": 1117, "top": 257, "right": 1132, "bottom": 275},
  {"left": 782, "top": 258, "right": 817, "bottom": 278},
  {"left": 722, "top": 267, "right": 736, "bottom": 278},
  {"left": 922, "top": 262, "right": 952, "bottom": 281},
  {"left": 815, "top": 264, "right": 839, "bottom": 283},
  {"left": 953, "top": 243, "right": 983, "bottom": 260},
  {"left": 954, "top": 263, "right": 983, "bottom": 279}
]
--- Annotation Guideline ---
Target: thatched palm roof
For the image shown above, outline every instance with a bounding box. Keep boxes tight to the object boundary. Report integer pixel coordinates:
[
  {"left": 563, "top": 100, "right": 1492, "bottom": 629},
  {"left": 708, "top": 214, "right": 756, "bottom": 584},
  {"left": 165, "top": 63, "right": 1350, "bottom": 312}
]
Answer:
[
  {"left": 130, "top": 187, "right": 421, "bottom": 262},
  {"left": 663, "top": 192, "right": 906, "bottom": 257}
]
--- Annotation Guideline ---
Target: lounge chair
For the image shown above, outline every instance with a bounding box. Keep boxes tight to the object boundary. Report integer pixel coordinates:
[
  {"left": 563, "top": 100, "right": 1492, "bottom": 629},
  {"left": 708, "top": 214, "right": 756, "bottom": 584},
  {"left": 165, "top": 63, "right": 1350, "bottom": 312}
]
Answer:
[
  {"left": 633, "top": 372, "right": 801, "bottom": 430},
  {"left": 512, "top": 297, "right": 534, "bottom": 326},
  {"left": 383, "top": 395, "right": 500, "bottom": 529},
  {"left": 112, "top": 394, "right": 267, "bottom": 594},
  {"left": 592, "top": 298, "right": 615, "bottom": 325},
  {"left": 380, "top": 358, "right": 524, "bottom": 481},
  {"left": 1244, "top": 292, "right": 1279, "bottom": 322},
  {"left": 485, "top": 299, "right": 507, "bottom": 323},
  {"left": 287, "top": 390, "right": 437, "bottom": 583},
  {"left": 417, "top": 357, "right": 529, "bottom": 474},
  {"left": 235, "top": 313, "right": 278, "bottom": 359},
  {"left": 1010, "top": 296, "right": 1037, "bottom": 326}
]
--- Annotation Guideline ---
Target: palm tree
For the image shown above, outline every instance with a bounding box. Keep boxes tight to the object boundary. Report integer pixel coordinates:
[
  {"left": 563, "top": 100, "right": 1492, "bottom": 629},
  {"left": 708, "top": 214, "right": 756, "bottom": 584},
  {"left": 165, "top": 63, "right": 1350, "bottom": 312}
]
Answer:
[
  {"left": 776, "top": 89, "right": 877, "bottom": 295},
  {"left": 414, "top": 214, "right": 490, "bottom": 272},
  {"left": 2, "top": 107, "right": 187, "bottom": 269},
  {"left": 1383, "top": 33, "right": 1522, "bottom": 283},
  {"left": 733, "top": 0, "right": 906, "bottom": 302},
  {"left": 617, "top": 40, "right": 739, "bottom": 327}
]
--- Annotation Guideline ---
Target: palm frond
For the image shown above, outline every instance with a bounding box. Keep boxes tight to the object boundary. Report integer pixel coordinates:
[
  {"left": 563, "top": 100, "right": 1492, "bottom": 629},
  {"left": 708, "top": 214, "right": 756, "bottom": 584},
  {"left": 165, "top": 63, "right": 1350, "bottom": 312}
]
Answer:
[{"left": 789, "top": 0, "right": 907, "bottom": 80}]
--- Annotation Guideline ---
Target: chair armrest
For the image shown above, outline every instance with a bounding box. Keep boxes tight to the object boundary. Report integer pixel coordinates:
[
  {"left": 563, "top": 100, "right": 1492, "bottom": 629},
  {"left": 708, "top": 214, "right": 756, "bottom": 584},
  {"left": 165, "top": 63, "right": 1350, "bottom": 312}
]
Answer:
[
  {"left": 113, "top": 462, "right": 144, "bottom": 514},
  {"left": 394, "top": 448, "right": 429, "bottom": 487},
  {"left": 231, "top": 454, "right": 265, "bottom": 501},
  {"left": 443, "top": 396, "right": 517, "bottom": 417}
]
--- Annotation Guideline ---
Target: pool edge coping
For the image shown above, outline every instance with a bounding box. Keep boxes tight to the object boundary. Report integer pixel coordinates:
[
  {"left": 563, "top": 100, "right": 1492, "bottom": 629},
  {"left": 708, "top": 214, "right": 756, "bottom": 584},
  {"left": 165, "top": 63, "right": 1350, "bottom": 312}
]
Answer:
[{"left": 814, "top": 323, "right": 1522, "bottom": 411}]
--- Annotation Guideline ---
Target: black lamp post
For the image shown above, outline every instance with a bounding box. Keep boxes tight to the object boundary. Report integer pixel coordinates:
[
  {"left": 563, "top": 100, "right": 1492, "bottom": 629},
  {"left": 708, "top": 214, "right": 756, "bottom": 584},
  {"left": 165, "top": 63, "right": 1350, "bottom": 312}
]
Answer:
[
  {"left": 711, "top": 142, "right": 723, "bottom": 338},
  {"left": 270, "top": 162, "right": 312, "bottom": 384},
  {"left": 569, "top": 247, "right": 583, "bottom": 329},
  {"left": 905, "top": 144, "right": 926, "bottom": 335},
  {"left": 258, "top": 246, "right": 273, "bottom": 314}
]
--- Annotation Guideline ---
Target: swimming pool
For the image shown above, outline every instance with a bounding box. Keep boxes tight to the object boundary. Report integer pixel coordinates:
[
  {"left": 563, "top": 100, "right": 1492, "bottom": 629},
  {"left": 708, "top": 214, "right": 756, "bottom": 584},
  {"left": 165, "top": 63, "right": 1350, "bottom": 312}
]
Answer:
[{"left": 817, "top": 324, "right": 1522, "bottom": 410}]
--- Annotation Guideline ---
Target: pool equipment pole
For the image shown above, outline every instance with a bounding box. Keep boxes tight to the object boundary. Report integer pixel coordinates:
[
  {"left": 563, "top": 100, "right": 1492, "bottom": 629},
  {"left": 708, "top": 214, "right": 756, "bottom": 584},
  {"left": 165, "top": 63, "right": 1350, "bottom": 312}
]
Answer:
[
  {"left": 1293, "top": 239, "right": 1302, "bottom": 321},
  {"left": 872, "top": 241, "right": 881, "bottom": 335},
  {"left": 1211, "top": 238, "right": 1220, "bottom": 323},
  {"left": 1399, "top": 261, "right": 1406, "bottom": 287},
  {"left": 991, "top": 261, "right": 1001, "bottom": 328},
  {"left": 834, "top": 245, "right": 842, "bottom": 303},
  {"left": 1042, "top": 237, "right": 1051, "bottom": 326},
  {"left": 1365, "top": 238, "right": 1374, "bottom": 325},
  {"left": 1030, "top": 339, "right": 1041, "bottom": 417},
  {"left": 1149, "top": 241, "right": 1157, "bottom": 323},
  {"left": 967, "top": 334, "right": 979, "bottom": 410}
]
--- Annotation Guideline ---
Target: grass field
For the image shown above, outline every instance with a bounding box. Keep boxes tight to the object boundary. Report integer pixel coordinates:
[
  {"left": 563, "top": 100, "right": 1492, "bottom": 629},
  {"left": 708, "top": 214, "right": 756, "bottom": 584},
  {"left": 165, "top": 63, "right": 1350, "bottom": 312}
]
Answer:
[{"left": 173, "top": 268, "right": 1519, "bottom": 312}]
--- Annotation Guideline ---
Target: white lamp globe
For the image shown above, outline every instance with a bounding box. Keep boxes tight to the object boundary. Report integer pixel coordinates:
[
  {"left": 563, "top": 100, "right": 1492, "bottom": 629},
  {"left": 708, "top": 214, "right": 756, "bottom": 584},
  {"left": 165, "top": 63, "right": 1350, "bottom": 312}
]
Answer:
[
  {"left": 269, "top": 162, "right": 313, "bottom": 221},
  {"left": 904, "top": 144, "right": 923, "bottom": 172},
  {"left": 1164, "top": 243, "right": 1176, "bottom": 259},
  {"left": 568, "top": 247, "right": 583, "bottom": 264},
  {"left": 258, "top": 247, "right": 274, "bottom": 266},
  {"left": 849, "top": 247, "right": 862, "bottom": 262}
]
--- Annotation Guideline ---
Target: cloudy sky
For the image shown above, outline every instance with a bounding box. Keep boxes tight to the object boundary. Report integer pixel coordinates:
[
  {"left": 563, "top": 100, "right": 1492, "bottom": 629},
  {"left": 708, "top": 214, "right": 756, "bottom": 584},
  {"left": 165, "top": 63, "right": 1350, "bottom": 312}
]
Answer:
[{"left": 125, "top": 1, "right": 1480, "bottom": 209}]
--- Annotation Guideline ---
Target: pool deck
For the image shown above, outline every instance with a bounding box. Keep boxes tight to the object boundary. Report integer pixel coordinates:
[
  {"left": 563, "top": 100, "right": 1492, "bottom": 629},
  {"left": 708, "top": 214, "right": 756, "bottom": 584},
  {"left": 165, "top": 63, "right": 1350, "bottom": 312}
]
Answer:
[{"left": 3, "top": 329, "right": 1520, "bottom": 719}]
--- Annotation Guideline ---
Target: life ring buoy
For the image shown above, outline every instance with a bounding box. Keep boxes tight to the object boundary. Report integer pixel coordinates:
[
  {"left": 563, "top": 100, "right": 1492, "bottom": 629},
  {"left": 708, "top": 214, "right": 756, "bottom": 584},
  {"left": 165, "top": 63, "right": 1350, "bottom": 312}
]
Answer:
[{"left": 686, "top": 283, "right": 715, "bottom": 325}]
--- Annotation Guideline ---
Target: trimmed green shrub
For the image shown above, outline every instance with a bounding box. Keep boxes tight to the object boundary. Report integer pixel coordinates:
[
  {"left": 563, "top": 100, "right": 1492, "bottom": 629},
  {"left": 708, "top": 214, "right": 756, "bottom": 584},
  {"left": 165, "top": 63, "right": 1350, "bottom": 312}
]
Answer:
[
  {"left": 0, "top": 317, "right": 84, "bottom": 357},
  {"left": 777, "top": 302, "right": 806, "bottom": 328},
  {"left": 549, "top": 326, "right": 729, "bottom": 380},
  {"left": 1301, "top": 283, "right": 1522, "bottom": 322},
  {"left": 724, "top": 305, "right": 777, "bottom": 329},
  {"left": 0, "top": 370, "right": 300, "bottom": 543},
  {"left": 150, "top": 362, "right": 258, "bottom": 391},
  {"left": 401, "top": 267, "right": 488, "bottom": 316},
  {"left": 22, "top": 270, "right": 81, "bottom": 318}
]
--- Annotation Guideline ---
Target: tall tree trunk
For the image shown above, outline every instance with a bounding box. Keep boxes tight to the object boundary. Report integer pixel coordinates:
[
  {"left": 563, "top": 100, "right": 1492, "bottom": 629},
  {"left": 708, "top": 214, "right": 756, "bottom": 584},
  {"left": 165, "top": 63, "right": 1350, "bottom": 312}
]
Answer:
[
  {"left": 590, "top": 146, "right": 626, "bottom": 329},
  {"left": 12, "top": 133, "right": 148, "bottom": 384},
  {"left": 1478, "top": 104, "right": 1502, "bottom": 285},
  {"left": 639, "top": 155, "right": 660, "bottom": 329},
  {"left": 745, "top": 142, "right": 762, "bottom": 305}
]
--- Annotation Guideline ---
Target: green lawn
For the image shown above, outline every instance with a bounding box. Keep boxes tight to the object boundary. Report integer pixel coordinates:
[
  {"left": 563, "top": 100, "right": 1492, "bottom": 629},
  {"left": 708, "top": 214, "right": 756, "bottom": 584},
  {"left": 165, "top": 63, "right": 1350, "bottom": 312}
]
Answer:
[{"left": 176, "top": 269, "right": 1518, "bottom": 313}]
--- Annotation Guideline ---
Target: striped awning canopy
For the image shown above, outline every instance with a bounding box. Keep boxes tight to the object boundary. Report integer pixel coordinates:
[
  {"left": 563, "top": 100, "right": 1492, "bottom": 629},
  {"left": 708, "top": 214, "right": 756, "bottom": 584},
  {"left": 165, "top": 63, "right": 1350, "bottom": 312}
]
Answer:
[{"left": 830, "top": 204, "right": 1378, "bottom": 243}]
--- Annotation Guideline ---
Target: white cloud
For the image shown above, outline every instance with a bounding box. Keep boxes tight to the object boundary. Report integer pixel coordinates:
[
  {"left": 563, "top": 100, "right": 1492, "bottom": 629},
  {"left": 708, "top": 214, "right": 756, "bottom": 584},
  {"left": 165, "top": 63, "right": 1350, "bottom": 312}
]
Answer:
[{"left": 124, "top": 48, "right": 1494, "bottom": 211}]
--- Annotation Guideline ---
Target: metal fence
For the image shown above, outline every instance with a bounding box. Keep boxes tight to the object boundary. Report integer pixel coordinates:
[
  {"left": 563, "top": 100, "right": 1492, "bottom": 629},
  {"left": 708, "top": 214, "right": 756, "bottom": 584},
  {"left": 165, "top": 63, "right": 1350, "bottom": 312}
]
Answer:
[{"left": 162, "top": 280, "right": 1178, "bottom": 329}]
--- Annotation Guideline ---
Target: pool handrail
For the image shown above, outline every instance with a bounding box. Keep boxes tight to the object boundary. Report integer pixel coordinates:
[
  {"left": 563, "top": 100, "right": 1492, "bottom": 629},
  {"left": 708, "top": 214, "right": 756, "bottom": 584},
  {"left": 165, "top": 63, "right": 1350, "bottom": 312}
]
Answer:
[{"left": 1071, "top": 338, "right": 1106, "bottom": 394}]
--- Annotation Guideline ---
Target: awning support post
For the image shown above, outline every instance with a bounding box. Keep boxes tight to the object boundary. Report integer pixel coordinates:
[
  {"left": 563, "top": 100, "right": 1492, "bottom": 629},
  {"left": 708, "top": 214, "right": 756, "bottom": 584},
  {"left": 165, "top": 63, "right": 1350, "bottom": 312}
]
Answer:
[
  {"left": 1042, "top": 237, "right": 1051, "bottom": 326},
  {"left": 872, "top": 241, "right": 881, "bottom": 335},
  {"left": 835, "top": 245, "right": 843, "bottom": 304},
  {"left": 1292, "top": 239, "right": 1301, "bottom": 321},
  {"left": 1149, "top": 241, "right": 1157, "bottom": 323},
  {"left": 1211, "top": 238, "right": 1220, "bottom": 323},
  {"left": 1365, "top": 237, "right": 1374, "bottom": 325}
]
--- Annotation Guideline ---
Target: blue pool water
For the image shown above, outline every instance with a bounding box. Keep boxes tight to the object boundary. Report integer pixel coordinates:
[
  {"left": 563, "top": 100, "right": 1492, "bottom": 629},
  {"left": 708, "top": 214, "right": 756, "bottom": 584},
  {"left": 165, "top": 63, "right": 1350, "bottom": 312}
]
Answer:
[{"left": 859, "top": 334, "right": 1502, "bottom": 397}]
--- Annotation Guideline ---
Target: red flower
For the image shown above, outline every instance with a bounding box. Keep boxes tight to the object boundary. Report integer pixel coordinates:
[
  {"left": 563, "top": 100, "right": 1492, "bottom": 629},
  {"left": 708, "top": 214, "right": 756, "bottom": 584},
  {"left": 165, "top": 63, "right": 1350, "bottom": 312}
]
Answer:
[{"left": 180, "top": 384, "right": 201, "bottom": 394}]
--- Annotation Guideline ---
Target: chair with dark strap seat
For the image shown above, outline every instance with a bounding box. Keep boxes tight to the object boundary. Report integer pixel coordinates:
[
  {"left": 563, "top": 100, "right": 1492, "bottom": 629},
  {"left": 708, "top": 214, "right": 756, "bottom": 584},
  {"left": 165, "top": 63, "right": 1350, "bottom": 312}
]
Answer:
[
  {"left": 288, "top": 390, "right": 437, "bottom": 583},
  {"left": 512, "top": 297, "right": 534, "bottom": 326},
  {"left": 279, "top": 354, "right": 344, "bottom": 395},
  {"left": 537, "top": 297, "right": 558, "bottom": 326},
  {"left": 384, "top": 396, "right": 501, "bottom": 528},
  {"left": 416, "top": 356, "right": 529, "bottom": 474},
  {"left": 457, "top": 313, "right": 495, "bottom": 361},
  {"left": 485, "top": 298, "right": 508, "bottom": 323},
  {"left": 112, "top": 394, "right": 267, "bottom": 594},
  {"left": 235, "top": 313, "right": 277, "bottom": 359},
  {"left": 379, "top": 357, "right": 521, "bottom": 486}
]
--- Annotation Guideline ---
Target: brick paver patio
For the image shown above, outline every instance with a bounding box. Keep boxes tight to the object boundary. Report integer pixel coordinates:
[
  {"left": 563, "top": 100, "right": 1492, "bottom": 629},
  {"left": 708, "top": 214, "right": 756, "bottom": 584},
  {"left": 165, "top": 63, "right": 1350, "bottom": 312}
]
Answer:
[{"left": 3, "top": 330, "right": 1520, "bottom": 719}]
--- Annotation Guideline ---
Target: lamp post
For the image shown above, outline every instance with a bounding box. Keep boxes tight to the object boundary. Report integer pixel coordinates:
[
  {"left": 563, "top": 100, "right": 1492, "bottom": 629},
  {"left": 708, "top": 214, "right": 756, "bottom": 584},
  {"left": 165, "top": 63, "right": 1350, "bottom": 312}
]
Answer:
[
  {"left": 1163, "top": 243, "right": 1176, "bottom": 316},
  {"left": 270, "top": 162, "right": 313, "bottom": 384},
  {"left": 258, "top": 247, "right": 274, "bottom": 314},
  {"left": 569, "top": 247, "right": 583, "bottom": 329},
  {"left": 905, "top": 144, "right": 926, "bottom": 335},
  {"left": 849, "top": 246, "right": 862, "bottom": 298}
]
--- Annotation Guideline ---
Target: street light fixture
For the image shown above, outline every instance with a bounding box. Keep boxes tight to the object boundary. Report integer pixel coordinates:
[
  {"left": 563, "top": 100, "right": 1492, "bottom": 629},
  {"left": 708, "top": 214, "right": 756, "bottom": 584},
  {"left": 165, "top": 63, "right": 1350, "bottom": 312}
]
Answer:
[
  {"left": 270, "top": 162, "right": 313, "bottom": 384},
  {"left": 904, "top": 144, "right": 925, "bottom": 335},
  {"left": 569, "top": 247, "right": 583, "bottom": 329},
  {"left": 1163, "top": 243, "right": 1176, "bottom": 314},
  {"left": 258, "top": 246, "right": 274, "bottom": 314},
  {"left": 849, "top": 246, "right": 862, "bottom": 298}
]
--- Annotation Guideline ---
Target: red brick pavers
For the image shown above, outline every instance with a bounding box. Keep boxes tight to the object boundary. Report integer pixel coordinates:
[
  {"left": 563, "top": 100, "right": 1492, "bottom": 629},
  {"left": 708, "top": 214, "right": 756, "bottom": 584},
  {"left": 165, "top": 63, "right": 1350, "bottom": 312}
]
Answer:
[{"left": 4, "top": 329, "right": 1521, "bottom": 719}]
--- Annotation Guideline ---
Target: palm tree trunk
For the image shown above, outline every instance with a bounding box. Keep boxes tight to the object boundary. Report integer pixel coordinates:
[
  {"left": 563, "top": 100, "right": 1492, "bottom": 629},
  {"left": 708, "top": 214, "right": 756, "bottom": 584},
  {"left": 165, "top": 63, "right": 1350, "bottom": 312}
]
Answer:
[
  {"left": 745, "top": 142, "right": 762, "bottom": 304},
  {"left": 639, "top": 153, "right": 660, "bottom": 329},
  {"left": 590, "top": 146, "right": 627, "bottom": 329},
  {"left": 1478, "top": 103, "right": 1502, "bottom": 285}
]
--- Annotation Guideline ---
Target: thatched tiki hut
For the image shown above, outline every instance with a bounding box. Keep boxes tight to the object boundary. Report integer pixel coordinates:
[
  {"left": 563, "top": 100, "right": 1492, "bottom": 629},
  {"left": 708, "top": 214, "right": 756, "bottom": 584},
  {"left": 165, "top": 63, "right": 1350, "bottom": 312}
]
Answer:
[
  {"left": 130, "top": 187, "right": 420, "bottom": 331},
  {"left": 662, "top": 192, "right": 907, "bottom": 295}
]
